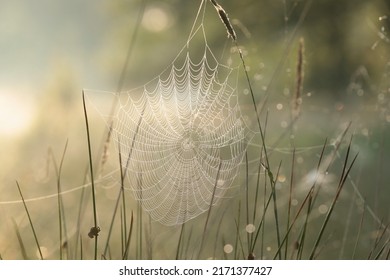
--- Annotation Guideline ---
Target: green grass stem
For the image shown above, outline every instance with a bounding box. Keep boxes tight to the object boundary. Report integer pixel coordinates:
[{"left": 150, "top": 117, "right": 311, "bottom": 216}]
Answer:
[
  {"left": 50, "top": 140, "right": 69, "bottom": 259},
  {"left": 284, "top": 148, "right": 295, "bottom": 259},
  {"left": 198, "top": 160, "right": 222, "bottom": 258},
  {"left": 82, "top": 90, "right": 99, "bottom": 260},
  {"left": 309, "top": 138, "right": 358, "bottom": 259},
  {"left": 15, "top": 181, "right": 43, "bottom": 260},
  {"left": 11, "top": 218, "right": 28, "bottom": 259}
]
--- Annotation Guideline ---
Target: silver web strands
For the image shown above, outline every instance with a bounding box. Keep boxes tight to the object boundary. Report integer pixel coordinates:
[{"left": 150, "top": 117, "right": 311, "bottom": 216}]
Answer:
[{"left": 111, "top": 25, "right": 253, "bottom": 226}]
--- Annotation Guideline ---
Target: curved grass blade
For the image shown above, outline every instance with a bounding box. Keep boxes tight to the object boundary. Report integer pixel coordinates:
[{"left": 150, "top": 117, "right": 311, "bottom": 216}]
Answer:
[{"left": 15, "top": 181, "right": 43, "bottom": 260}]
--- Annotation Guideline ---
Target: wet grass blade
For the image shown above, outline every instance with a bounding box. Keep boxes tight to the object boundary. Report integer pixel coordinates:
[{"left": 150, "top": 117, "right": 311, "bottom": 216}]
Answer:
[
  {"left": 123, "top": 211, "right": 134, "bottom": 260},
  {"left": 368, "top": 222, "right": 388, "bottom": 259},
  {"left": 79, "top": 234, "right": 83, "bottom": 260},
  {"left": 234, "top": 200, "right": 241, "bottom": 260},
  {"left": 272, "top": 140, "right": 327, "bottom": 259},
  {"left": 184, "top": 225, "right": 193, "bottom": 260},
  {"left": 11, "top": 218, "right": 28, "bottom": 259},
  {"left": 103, "top": 187, "right": 123, "bottom": 258},
  {"left": 213, "top": 212, "right": 225, "bottom": 259},
  {"left": 352, "top": 200, "right": 366, "bottom": 259},
  {"left": 245, "top": 152, "right": 250, "bottom": 254},
  {"left": 272, "top": 162, "right": 282, "bottom": 259},
  {"left": 374, "top": 236, "right": 390, "bottom": 260},
  {"left": 136, "top": 173, "right": 143, "bottom": 260},
  {"left": 250, "top": 188, "right": 273, "bottom": 254},
  {"left": 198, "top": 160, "right": 222, "bottom": 258},
  {"left": 234, "top": 218, "right": 245, "bottom": 259},
  {"left": 309, "top": 138, "right": 358, "bottom": 259},
  {"left": 82, "top": 90, "right": 99, "bottom": 260},
  {"left": 284, "top": 148, "right": 295, "bottom": 259},
  {"left": 252, "top": 147, "right": 263, "bottom": 224},
  {"left": 74, "top": 178, "right": 87, "bottom": 259},
  {"left": 50, "top": 139, "right": 69, "bottom": 259},
  {"left": 296, "top": 191, "right": 314, "bottom": 259},
  {"left": 175, "top": 222, "right": 186, "bottom": 260},
  {"left": 15, "top": 181, "right": 43, "bottom": 260},
  {"left": 297, "top": 140, "right": 327, "bottom": 259},
  {"left": 273, "top": 181, "right": 314, "bottom": 259}
]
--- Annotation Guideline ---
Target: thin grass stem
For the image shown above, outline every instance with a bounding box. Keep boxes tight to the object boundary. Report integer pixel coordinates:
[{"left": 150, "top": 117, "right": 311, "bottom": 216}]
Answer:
[
  {"left": 245, "top": 152, "right": 250, "bottom": 255},
  {"left": 198, "top": 160, "right": 223, "bottom": 258},
  {"left": 123, "top": 211, "right": 134, "bottom": 260},
  {"left": 11, "top": 218, "right": 28, "bottom": 260},
  {"left": 82, "top": 90, "right": 99, "bottom": 260},
  {"left": 374, "top": 236, "right": 390, "bottom": 260},
  {"left": 272, "top": 162, "right": 282, "bottom": 259},
  {"left": 234, "top": 200, "right": 241, "bottom": 260},
  {"left": 309, "top": 139, "right": 358, "bottom": 259},
  {"left": 352, "top": 200, "right": 366, "bottom": 259},
  {"left": 234, "top": 219, "right": 246, "bottom": 259},
  {"left": 284, "top": 148, "right": 295, "bottom": 259},
  {"left": 176, "top": 222, "right": 186, "bottom": 260},
  {"left": 50, "top": 140, "right": 69, "bottom": 260},
  {"left": 15, "top": 181, "right": 43, "bottom": 260},
  {"left": 103, "top": 187, "right": 123, "bottom": 258}
]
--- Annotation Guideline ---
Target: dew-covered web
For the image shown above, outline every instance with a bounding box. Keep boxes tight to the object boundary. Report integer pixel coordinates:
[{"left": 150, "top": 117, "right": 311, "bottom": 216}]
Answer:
[{"left": 87, "top": 7, "right": 254, "bottom": 225}]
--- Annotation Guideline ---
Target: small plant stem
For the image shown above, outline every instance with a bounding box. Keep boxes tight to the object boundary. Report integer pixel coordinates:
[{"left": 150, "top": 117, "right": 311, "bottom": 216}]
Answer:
[
  {"left": 272, "top": 162, "right": 282, "bottom": 259},
  {"left": 285, "top": 148, "right": 295, "bottom": 259},
  {"left": 11, "top": 218, "right": 28, "bottom": 259},
  {"left": 123, "top": 211, "right": 134, "bottom": 260},
  {"left": 245, "top": 152, "right": 250, "bottom": 254},
  {"left": 309, "top": 138, "right": 358, "bottom": 259},
  {"left": 16, "top": 181, "right": 43, "bottom": 260},
  {"left": 82, "top": 90, "right": 99, "bottom": 260},
  {"left": 103, "top": 187, "right": 122, "bottom": 258},
  {"left": 198, "top": 160, "right": 222, "bottom": 258},
  {"left": 234, "top": 218, "right": 246, "bottom": 259},
  {"left": 175, "top": 222, "right": 186, "bottom": 260},
  {"left": 50, "top": 139, "right": 69, "bottom": 260},
  {"left": 234, "top": 201, "right": 241, "bottom": 260},
  {"left": 352, "top": 202, "right": 365, "bottom": 259}
]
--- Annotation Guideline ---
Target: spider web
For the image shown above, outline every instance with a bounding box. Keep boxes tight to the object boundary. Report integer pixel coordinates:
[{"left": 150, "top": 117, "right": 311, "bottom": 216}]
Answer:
[{"left": 87, "top": 19, "right": 254, "bottom": 225}]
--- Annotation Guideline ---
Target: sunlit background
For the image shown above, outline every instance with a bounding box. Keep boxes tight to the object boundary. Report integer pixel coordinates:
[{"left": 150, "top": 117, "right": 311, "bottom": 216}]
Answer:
[{"left": 0, "top": 0, "right": 389, "bottom": 259}]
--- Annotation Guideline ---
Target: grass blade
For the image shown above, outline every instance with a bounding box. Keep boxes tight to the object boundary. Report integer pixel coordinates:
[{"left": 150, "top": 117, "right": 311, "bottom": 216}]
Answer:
[
  {"left": 49, "top": 139, "right": 69, "bottom": 259},
  {"left": 123, "top": 211, "right": 134, "bottom": 260},
  {"left": 15, "top": 181, "right": 43, "bottom": 260},
  {"left": 11, "top": 218, "right": 28, "bottom": 259},
  {"left": 309, "top": 138, "right": 358, "bottom": 259},
  {"left": 284, "top": 148, "right": 295, "bottom": 259},
  {"left": 271, "top": 162, "right": 282, "bottom": 259},
  {"left": 82, "top": 90, "right": 99, "bottom": 259},
  {"left": 198, "top": 160, "right": 222, "bottom": 258},
  {"left": 245, "top": 152, "right": 250, "bottom": 255},
  {"left": 352, "top": 200, "right": 366, "bottom": 259},
  {"left": 234, "top": 200, "right": 241, "bottom": 260},
  {"left": 175, "top": 222, "right": 186, "bottom": 260}
]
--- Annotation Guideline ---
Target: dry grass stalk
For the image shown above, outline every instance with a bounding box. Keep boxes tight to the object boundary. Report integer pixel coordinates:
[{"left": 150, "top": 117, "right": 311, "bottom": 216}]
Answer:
[{"left": 210, "top": 0, "right": 237, "bottom": 41}]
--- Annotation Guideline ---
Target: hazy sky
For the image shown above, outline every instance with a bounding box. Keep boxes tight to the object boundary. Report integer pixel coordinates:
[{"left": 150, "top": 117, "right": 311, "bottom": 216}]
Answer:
[
  {"left": 0, "top": 0, "right": 117, "bottom": 137},
  {"left": 0, "top": 0, "right": 111, "bottom": 88}
]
